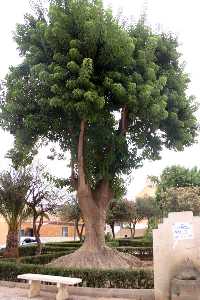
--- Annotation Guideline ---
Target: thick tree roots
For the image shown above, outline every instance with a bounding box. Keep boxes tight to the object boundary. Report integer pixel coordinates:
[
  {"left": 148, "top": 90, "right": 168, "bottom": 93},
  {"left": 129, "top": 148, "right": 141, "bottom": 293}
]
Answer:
[{"left": 48, "top": 246, "right": 142, "bottom": 270}]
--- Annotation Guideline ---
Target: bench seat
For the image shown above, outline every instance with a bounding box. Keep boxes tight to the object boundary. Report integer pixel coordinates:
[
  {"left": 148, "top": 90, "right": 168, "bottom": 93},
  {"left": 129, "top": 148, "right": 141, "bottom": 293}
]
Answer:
[{"left": 18, "top": 273, "right": 82, "bottom": 300}]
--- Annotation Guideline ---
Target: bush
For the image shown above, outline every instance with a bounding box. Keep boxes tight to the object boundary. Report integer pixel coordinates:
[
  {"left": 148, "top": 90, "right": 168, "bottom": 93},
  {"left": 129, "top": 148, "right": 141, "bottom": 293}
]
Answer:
[
  {"left": 116, "top": 247, "right": 153, "bottom": 260},
  {"left": 118, "top": 239, "right": 152, "bottom": 247},
  {"left": 18, "top": 245, "right": 77, "bottom": 257},
  {"left": 42, "top": 246, "right": 77, "bottom": 254},
  {"left": 0, "top": 261, "right": 153, "bottom": 289},
  {"left": 19, "top": 245, "right": 37, "bottom": 257},
  {"left": 105, "top": 232, "right": 113, "bottom": 242},
  {"left": 45, "top": 242, "right": 82, "bottom": 248},
  {"left": 106, "top": 240, "right": 119, "bottom": 247},
  {"left": 20, "top": 251, "right": 73, "bottom": 265}
]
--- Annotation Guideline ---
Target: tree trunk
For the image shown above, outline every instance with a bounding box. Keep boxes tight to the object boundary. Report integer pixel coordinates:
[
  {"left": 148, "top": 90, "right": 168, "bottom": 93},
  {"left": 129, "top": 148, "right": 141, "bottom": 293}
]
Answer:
[
  {"left": 33, "top": 215, "right": 43, "bottom": 255},
  {"left": 130, "top": 223, "right": 133, "bottom": 237},
  {"left": 147, "top": 217, "right": 150, "bottom": 229},
  {"left": 79, "top": 223, "right": 85, "bottom": 242},
  {"left": 131, "top": 222, "right": 136, "bottom": 239},
  {"left": 35, "top": 230, "right": 42, "bottom": 256},
  {"left": 76, "top": 221, "right": 85, "bottom": 242},
  {"left": 76, "top": 120, "right": 108, "bottom": 252},
  {"left": 49, "top": 120, "right": 141, "bottom": 269},
  {"left": 4, "top": 228, "right": 19, "bottom": 258},
  {"left": 49, "top": 181, "right": 141, "bottom": 269},
  {"left": 73, "top": 222, "right": 76, "bottom": 241},
  {"left": 110, "top": 222, "right": 115, "bottom": 239}
]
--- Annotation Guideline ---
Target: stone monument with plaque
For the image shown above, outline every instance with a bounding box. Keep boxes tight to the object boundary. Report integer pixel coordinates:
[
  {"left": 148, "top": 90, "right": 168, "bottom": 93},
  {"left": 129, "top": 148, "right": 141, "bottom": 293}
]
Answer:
[{"left": 153, "top": 211, "right": 200, "bottom": 300}]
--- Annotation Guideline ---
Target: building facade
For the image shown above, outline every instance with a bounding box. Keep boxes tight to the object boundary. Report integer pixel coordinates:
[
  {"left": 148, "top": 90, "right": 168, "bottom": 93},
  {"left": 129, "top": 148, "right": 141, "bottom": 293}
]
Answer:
[{"left": 0, "top": 216, "right": 82, "bottom": 246}]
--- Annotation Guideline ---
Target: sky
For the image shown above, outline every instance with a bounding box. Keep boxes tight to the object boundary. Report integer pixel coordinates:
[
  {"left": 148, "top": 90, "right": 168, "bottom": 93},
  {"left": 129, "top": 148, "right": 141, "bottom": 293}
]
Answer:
[{"left": 0, "top": 0, "right": 200, "bottom": 198}]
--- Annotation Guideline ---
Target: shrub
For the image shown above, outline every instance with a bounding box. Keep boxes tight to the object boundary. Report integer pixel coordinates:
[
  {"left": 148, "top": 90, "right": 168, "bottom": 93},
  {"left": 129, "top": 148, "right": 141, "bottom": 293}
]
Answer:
[
  {"left": 18, "top": 245, "right": 77, "bottom": 257},
  {"left": 45, "top": 242, "right": 82, "bottom": 248},
  {"left": 20, "top": 251, "right": 72, "bottom": 265},
  {"left": 0, "top": 261, "right": 153, "bottom": 289},
  {"left": 42, "top": 246, "right": 77, "bottom": 254},
  {"left": 118, "top": 239, "right": 152, "bottom": 247},
  {"left": 19, "top": 245, "right": 37, "bottom": 257},
  {"left": 106, "top": 240, "right": 119, "bottom": 247},
  {"left": 105, "top": 232, "right": 113, "bottom": 242}
]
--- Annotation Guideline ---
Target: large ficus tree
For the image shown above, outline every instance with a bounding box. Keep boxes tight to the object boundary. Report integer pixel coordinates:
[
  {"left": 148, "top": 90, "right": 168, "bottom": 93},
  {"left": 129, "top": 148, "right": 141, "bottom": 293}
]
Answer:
[{"left": 0, "top": 0, "right": 198, "bottom": 268}]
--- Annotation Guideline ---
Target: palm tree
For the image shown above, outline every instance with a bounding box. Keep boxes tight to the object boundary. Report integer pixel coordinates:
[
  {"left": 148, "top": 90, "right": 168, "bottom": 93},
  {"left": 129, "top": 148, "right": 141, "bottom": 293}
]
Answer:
[{"left": 0, "top": 169, "right": 31, "bottom": 258}]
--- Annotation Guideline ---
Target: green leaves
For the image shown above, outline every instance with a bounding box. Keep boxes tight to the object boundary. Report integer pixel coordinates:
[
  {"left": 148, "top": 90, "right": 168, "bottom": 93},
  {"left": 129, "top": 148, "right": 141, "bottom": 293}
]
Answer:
[
  {"left": 0, "top": 0, "right": 198, "bottom": 191},
  {"left": 0, "top": 169, "right": 32, "bottom": 229}
]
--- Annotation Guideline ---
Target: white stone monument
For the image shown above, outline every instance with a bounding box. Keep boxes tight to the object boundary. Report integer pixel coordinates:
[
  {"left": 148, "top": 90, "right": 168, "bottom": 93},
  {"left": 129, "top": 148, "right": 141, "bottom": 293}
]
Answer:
[{"left": 153, "top": 211, "right": 200, "bottom": 300}]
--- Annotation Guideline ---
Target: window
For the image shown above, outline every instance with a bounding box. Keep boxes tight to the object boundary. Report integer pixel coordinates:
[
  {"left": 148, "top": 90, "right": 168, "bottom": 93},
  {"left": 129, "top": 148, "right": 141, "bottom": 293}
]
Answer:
[
  {"left": 20, "top": 229, "right": 25, "bottom": 237},
  {"left": 62, "top": 227, "right": 68, "bottom": 237}
]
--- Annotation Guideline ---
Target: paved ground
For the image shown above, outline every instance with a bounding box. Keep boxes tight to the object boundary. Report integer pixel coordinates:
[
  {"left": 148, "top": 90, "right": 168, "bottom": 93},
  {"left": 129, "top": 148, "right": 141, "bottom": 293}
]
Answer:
[
  {"left": 0, "top": 286, "right": 133, "bottom": 300},
  {"left": 0, "top": 286, "right": 54, "bottom": 300}
]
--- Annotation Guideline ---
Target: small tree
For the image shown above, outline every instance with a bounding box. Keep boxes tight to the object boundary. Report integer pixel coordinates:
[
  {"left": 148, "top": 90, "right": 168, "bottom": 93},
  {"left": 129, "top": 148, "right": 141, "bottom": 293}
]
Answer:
[
  {"left": 0, "top": 169, "right": 31, "bottom": 257},
  {"left": 106, "top": 198, "right": 132, "bottom": 239},
  {"left": 126, "top": 201, "right": 142, "bottom": 238},
  {"left": 154, "top": 166, "right": 200, "bottom": 216},
  {"left": 59, "top": 196, "right": 85, "bottom": 241},
  {"left": 135, "top": 196, "right": 161, "bottom": 228},
  {"left": 27, "top": 166, "right": 58, "bottom": 255},
  {"left": 159, "top": 187, "right": 200, "bottom": 216}
]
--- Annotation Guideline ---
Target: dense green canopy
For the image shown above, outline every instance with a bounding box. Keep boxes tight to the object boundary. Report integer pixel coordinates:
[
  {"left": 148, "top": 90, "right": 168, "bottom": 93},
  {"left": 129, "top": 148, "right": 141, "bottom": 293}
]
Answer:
[
  {"left": 159, "top": 186, "right": 200, "bottom": 216},
  {"left": 0, "top": 0, "right": 198, "bottom": 189},
  {"left": 155, "top": 165, "right": 200, "bottom": 190},
  {"left": 153, "top": 165, "right": 200, "bottom": 215}
]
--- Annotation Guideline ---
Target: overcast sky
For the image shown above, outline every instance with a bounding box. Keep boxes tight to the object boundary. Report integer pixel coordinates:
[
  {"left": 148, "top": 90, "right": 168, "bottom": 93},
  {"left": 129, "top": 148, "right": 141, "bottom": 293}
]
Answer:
[{"left": 0, "top": 0, "right": 200, "bottom": 198}]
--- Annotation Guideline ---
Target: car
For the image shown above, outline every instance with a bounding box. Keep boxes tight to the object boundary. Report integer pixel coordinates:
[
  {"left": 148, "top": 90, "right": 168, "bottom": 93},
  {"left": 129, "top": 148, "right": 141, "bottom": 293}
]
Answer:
[
  {"left": 20, "top": 237, "right": 37, "bottom": 246},
  {"left": 0, "top": 244, "right": 6, "bottom": 251}
]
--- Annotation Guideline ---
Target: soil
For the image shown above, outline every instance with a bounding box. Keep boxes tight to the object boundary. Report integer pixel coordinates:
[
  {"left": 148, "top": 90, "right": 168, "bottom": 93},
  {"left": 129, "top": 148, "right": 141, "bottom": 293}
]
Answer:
[{"left": 48, "top": 246, "right": 142, "bottom": 270}]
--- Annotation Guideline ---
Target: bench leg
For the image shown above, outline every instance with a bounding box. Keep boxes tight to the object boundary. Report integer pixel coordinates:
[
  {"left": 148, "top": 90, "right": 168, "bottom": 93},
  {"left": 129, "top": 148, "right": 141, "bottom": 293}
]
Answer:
[
  {"left": 56, "top": 283, "right": 69, "bottom": 300},
  {"left": 28, "top": 280, "right": 41, "bottom": 298}
]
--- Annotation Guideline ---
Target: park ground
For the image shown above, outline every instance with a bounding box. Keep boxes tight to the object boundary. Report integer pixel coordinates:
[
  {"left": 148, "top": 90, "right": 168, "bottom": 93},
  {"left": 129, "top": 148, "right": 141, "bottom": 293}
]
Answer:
[
  {"left": 0, "top": 286, "right": 112, "bottom": 300},
  {"left": 0, "top": 286, "right": 147, "bottom": 300},
  {"left": 0, "top": 282, "right": 154, "bottom": 300}
]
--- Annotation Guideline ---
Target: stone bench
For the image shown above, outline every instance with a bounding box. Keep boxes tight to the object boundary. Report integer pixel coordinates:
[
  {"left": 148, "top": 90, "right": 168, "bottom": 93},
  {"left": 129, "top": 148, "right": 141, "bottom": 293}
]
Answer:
[{"left": 17, "top": 273, "right": 82, "bottom": 300}]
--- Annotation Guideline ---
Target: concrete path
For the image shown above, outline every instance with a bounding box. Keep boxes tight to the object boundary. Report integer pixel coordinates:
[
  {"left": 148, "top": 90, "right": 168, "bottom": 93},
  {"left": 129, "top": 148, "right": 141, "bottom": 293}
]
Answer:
[
  {"left": 0, "top": 286, "right": 55, "bottom": 299},
  {"left": 0, "top": 286, "right": 133, "bottom": 300}
]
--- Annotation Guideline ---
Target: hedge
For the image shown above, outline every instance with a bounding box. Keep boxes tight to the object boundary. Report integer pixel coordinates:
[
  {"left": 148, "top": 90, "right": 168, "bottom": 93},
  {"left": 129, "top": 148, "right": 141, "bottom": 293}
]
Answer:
[
  {"left": 46, "top": 241, "right": 119, "bottom": 248},
  {"left": 106, "top": 240, "right": 119, "bottom": 247},
  {"left": 19, "top": 251, "right": 74, "bottom": 265},
  {"left": 19, "top": 245, "right": 77, "bottom": 257},
  {"left": 19, "top": 243, "right": 118, "bottom": 257},
  {"left": 118, "top": 239, "right": 152, "bottom": 247},
  {"left": 1, "top": 247, "right": 153, "bottom": 265},
  {"left": 117, "top": 247, "right": 153, "bottom": 260},
  {"left": 5, "top": 246, "right": 153, "bottom": 262},
  {"left": 0, "top": 251, "right": 72, "bottom": 265},
  {"left": 19, "top": 245, "right": 37, "bottom": 257},
  {"left": 45, "top": 242, "right": 82, "bottom": 248},
  {"left": 0, "top": 261, "right": 153, "bottom": 289},
  {"left": 42, "top": 246, "right": 77, "bottom": 254}
]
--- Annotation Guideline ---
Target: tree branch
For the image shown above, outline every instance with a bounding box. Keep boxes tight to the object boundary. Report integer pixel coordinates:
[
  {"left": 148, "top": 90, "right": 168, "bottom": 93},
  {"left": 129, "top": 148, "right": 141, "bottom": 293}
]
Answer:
[
  {"left": 119, "top": 105, "right": 129, "bottom": 135},
  {"left": 78, "top": 120, "right": 87, "bottom": 188},
  {"left": 70, "top": 158, "right": 78, "bottom": 190}
]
